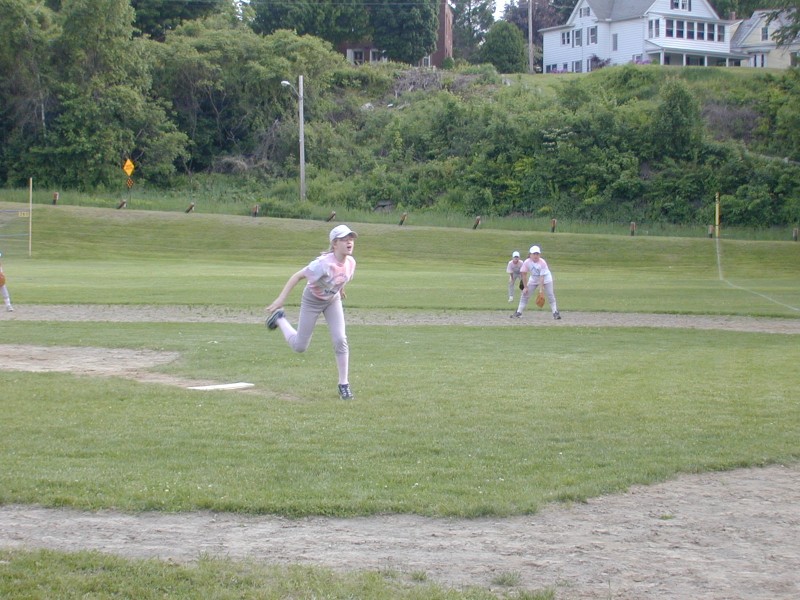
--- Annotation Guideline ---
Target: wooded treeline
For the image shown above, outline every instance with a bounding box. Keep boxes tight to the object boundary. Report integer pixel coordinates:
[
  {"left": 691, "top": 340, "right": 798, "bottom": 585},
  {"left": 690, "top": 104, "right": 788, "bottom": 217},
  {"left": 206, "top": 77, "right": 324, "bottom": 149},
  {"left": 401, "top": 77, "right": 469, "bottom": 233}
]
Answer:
[{"left": 1, "top": 0, "right": 799, "bottom": 227}]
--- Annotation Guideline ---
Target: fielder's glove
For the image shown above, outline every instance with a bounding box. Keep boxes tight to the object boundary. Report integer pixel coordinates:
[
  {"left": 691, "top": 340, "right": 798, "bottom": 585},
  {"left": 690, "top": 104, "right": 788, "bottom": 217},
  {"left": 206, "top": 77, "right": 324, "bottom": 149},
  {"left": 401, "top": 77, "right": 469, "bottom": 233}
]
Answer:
[
  {"left": 0, "top": 272, "right": 5, "bottom": 287},
  {"left": 519, "top": 281, "right": 524, "bottom": 291},
  {"left": 535, "top": 291, "right": 545, "bottom": 308}
]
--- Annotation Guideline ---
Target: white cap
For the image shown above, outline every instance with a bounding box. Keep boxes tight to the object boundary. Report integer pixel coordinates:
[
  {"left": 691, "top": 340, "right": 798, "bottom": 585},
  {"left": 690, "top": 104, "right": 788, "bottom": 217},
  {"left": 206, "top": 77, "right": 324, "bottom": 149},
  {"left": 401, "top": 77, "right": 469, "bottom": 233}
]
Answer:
[
  {"left": 512, "top": 251, "right": 520, "bottom": 258},
  {"left": 529, "top": 245, "right": 541, "bottom": 254},
  {"left": 329, "top": 224, "right": 357, "bottom": 243}
]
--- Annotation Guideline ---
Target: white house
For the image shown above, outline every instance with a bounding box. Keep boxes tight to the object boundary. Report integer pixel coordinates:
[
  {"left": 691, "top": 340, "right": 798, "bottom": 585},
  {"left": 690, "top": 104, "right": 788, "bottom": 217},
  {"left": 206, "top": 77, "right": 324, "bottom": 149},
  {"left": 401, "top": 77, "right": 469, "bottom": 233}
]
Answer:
[
  {"left": 541, "top": 0, "right": 799, "bottom": 73},
  {"left": 730, "top": 9, "right": 800, "bottom": 69}
]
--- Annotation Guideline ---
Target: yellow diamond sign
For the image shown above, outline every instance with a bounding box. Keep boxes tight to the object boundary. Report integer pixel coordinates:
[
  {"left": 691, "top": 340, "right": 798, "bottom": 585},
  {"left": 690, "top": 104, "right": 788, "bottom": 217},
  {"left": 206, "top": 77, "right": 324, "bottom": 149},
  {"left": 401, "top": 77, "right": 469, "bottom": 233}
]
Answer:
[{"left": 123, "top": 159, "right": 135, "bottom": 176}]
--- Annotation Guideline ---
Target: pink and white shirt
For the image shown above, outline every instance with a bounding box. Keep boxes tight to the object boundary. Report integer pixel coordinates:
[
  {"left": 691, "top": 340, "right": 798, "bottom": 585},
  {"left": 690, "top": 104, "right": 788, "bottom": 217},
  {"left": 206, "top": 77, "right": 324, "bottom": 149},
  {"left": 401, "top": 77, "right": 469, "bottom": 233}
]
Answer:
[
  {"left": 303, "top": 253, "right": 356, "bottom": 300},
  {"left": 521, "top": 257, "right": 552, "bottom": 285},
  {"left": 507, "top": 259, "right": 523, "bottom": 276}
]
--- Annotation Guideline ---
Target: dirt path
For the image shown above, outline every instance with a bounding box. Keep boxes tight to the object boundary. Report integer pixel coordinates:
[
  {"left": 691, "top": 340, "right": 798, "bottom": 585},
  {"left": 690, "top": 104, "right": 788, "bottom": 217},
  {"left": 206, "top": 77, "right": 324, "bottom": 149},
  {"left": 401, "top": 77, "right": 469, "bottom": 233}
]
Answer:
[
  {"left": 2, "top": 464, "right": 798, "bottom": 599},
  {"left": 2, "top": 305, "right": 799, "bottom": 598},
  {"left": 6, "top": 303, "right": 800, "bottom": 333}
]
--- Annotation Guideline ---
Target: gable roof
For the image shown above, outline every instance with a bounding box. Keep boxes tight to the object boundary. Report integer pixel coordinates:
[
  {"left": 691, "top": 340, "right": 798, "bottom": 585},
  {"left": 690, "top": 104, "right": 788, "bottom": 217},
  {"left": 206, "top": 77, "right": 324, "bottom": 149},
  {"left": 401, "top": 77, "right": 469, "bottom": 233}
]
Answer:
[
  {"left": 729, "top": 9, "right": 800, "bottom": 47},
  {"left": 585, "top": 0, "right": 657, "bottom": 21}
]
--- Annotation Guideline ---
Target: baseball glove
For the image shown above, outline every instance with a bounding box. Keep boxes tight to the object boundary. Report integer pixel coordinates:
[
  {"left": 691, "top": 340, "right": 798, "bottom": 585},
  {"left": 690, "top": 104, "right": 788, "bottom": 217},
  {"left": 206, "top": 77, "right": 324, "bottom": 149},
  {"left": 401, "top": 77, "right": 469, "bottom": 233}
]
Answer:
[
  {"left": 535, "top": 291, "right": 545, "bottom": 308},
  {"left": 519, "top": 280, "right": 524, "bottom": 291},
  {"left": 0, "top": 272, "right": 5, "bottom": 287}
]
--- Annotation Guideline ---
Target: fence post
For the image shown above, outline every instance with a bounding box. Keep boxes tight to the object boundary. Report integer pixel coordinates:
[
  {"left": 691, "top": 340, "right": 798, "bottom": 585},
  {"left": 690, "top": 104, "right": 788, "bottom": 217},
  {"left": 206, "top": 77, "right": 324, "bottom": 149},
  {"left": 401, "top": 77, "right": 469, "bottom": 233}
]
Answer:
[
  {"left": 473, "top": 216, "right": 481, "bottom": 230},
  {"left": 550, "top": 218, "right": 557, "bottom": 233},
  {"left": 52, "top": 192, "right": 59, "bottom": 205},
  {"left": 630, "top": 221, "right": 636, "bottom": 236}
]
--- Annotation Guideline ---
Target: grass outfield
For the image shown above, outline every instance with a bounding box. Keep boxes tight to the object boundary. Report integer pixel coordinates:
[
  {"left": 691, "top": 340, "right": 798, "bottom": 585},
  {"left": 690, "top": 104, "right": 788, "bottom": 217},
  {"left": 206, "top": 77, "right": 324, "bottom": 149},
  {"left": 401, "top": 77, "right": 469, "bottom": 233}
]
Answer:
[
  {"left": 3, "top": 203, "right": 800, "bottom": 316},
  {"left": 0, "top": 203, "right": 798, "bottom": 598}
]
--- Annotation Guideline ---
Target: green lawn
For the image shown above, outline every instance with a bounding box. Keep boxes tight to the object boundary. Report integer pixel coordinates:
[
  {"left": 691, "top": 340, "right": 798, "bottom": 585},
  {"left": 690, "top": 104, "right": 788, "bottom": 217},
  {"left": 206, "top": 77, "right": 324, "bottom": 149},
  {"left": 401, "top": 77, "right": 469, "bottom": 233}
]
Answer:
[{"left": 0, "top": 202, "right": 798, "bottom": 598}]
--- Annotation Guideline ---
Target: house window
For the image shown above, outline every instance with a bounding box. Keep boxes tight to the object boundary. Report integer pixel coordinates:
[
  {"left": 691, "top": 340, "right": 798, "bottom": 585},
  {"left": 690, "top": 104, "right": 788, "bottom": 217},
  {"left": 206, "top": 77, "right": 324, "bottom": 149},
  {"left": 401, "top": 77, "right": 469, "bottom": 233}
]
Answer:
[
  {"left": 761, "top": 26, "right": 769, "bottom": 41},
  {"left": 612, "top": 33, "right": 618, "bottom": 51},
  {"left": 573, "top": 60, "right": 583, "bottom": 73},
  {"left": 666, "top": 19, "right": 674, "bottom": 37},
  {"left": 717, "top": 25, "right": 725, "bottom": 42},
  {"left": 676, "top": 20, "right": 685, "bottom": 38},
  {"left": 563, "top": 63, "right": 569, "bottom": 71},
  {"left": 561, "top": 31, "right": 571, "bottom": 45},
  {"left": 649, "top": 19, "right": 661, "bottom": 38},
  {"left": 671, "top": 0, "right": 691, "bottom": 9},
  {"left": 370, "top": 49, "right": 384, "bottom": 62},
  {"left": 588, "top": 26, "right": 597, "bottom": 44},
  {"left": 707, "top": 23, "right": 715, "bottom": 40},
  {"left": 686, "top": 22, "right": 694, "bottom": 39},
  {"left": 352, "top": 49, "right": 364, "bottom": 65},
  {"left": 574, "top": 28, "right": 582, "bottom": 47},
  {"left": 696, "top": 22, "right": 705, "bottom": 40}
]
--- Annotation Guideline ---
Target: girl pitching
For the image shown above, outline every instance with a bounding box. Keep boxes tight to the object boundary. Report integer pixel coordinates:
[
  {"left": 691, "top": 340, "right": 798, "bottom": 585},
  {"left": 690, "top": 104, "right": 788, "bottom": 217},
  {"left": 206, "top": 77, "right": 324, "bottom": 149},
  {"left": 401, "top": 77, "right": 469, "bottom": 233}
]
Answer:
[{"left": 265, "top": 225, "right": 357, "bottom": 400}]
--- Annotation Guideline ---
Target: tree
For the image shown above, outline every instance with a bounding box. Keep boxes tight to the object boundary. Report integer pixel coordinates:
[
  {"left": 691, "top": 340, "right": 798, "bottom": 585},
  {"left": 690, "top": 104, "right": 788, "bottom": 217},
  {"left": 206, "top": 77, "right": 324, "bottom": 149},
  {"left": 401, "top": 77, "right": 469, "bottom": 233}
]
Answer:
[
  {"left": 370, "top": 0, "right": 439, "bottom": 64},
  {"left": 21, "top": 0, "right": 189, "bottom": 188},
  {"left": 650, "top": 80, "right": 703, "bottom": 161},
  {"left": 765, "top": 1, "right": 800, "bottom": 48},
  {"left": 131, "top": 0, "right": 227, "bottom": 41},
  {"left": 0, "top": 0, "right": 58, "bottom": 184},
  {"left": 503, "top": 0, "right": 572, "bottom": 68},
  {"left": 250, "top": 0, "right": 370, "bottom": 46},
  {"left": 480, "top": 20, "right": 526, "bottom": 73},
  {"left": 152, "top": 19, "right": 345, "bottom": 171},
  {"left": 451, "top": 0, "right": 495, "bottom": 62}
]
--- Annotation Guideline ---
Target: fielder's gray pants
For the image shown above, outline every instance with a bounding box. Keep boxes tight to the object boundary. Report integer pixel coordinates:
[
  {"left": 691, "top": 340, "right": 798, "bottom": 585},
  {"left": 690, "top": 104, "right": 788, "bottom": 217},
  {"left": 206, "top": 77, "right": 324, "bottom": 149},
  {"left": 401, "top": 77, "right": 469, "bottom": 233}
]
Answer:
[
  {"left": 279, "top": 286, "right": 350, "bottom": 384},
  {"left": 517, "top": 281, "right": 558, "bottom": 315}
]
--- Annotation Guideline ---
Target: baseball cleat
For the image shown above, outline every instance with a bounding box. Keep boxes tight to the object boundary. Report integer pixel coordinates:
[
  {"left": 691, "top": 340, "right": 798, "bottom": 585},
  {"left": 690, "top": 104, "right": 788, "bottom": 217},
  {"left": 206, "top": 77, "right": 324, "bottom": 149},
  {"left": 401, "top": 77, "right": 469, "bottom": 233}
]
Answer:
[
  {"left": 338, "top": 383, "right": 354, "bottom": 400},
  {"left": 510, "top": 311, "right": 521, "bottom": 318},
  {"left": 265, "top": 309, "right": 284, "bottom": 330},
  {"left": 553, "top": 311, "right": 561, "bottom": 320},
  {"left": 508, "top": 296, "right": 513, "bottom": 302}
]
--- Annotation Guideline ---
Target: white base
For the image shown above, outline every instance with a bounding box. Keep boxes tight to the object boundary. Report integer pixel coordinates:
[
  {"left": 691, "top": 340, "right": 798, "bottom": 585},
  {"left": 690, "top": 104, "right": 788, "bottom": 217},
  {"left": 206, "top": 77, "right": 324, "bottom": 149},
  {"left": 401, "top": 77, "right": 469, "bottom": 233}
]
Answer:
[{"left": 188, "top": 382, "right": 255, "bottom": 391}]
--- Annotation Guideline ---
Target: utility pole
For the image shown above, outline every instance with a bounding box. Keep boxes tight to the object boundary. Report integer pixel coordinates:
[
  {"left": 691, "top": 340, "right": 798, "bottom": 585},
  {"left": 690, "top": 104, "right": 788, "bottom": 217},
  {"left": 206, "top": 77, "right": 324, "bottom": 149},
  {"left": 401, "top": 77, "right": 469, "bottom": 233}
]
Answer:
[{"left": 528, "top": 1, "right": 534, "bottom": 73}]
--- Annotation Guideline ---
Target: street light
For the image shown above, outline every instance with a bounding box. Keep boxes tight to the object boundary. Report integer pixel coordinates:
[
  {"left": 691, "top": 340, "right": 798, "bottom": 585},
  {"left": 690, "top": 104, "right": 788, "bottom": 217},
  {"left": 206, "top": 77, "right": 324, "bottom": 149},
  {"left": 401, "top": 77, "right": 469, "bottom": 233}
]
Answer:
[{"left": 280, "top": 75, "right": 306, "bottom": 200}]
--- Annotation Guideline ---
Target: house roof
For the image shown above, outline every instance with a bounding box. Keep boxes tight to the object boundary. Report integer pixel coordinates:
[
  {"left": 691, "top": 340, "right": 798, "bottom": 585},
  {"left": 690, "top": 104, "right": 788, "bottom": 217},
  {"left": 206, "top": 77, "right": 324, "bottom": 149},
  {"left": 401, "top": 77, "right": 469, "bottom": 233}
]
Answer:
[
  {"left": 586, "top": 0, "right": 657, "bottom": 21},
  {"left": 729, "top": 9, "right": 800, "bottom": 47},
  {"left": 539, "top": 0, "right": 657, "bottom": 31}
]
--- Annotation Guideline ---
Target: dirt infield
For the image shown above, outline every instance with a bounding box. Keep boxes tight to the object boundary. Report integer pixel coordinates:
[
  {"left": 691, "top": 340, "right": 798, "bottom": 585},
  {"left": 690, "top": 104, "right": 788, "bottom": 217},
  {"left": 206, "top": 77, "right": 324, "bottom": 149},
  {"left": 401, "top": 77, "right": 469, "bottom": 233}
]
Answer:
[{"left": 1, "top": 304, "right": 799, "bottom": 598}]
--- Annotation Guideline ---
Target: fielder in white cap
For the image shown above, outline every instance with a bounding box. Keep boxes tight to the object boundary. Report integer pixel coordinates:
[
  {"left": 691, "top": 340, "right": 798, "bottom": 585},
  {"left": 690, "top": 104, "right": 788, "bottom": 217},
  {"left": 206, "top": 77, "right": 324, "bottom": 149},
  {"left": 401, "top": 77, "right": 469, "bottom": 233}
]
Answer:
[
  {"left": 265, "top": 225, "right": 358, "bottom": 399},
  {"left": 0, "top": 251, "right": 13, "bottom": 312},
  {"left": 506, "top": 251, "right": 523, "bottom": 302},
  {"left": 511, "top": 245, "right": 561, "bottom": 320}
]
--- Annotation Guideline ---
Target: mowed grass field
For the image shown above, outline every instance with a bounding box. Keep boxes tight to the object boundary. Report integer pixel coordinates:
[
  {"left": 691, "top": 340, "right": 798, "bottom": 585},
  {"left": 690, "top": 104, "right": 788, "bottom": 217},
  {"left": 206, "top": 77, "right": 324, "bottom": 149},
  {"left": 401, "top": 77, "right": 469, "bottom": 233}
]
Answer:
[{"left": 1, "top": 202, "right": 799, "bottom": 598}]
